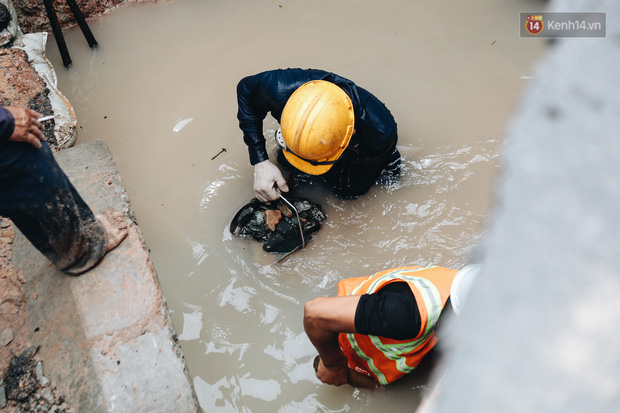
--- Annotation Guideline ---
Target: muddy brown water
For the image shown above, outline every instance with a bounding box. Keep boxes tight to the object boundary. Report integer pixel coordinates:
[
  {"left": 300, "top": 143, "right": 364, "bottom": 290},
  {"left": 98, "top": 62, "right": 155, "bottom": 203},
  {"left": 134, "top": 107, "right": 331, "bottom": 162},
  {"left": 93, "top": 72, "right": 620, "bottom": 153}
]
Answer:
[{"left": 46, "top": 0, "right": 546, "bottom": 410}]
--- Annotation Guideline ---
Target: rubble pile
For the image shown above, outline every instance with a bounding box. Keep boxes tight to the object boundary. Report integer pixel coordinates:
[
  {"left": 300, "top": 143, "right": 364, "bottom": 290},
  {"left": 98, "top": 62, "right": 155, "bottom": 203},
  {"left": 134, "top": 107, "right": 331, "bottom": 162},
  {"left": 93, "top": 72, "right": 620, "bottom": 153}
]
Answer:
[
  {"left": 1, "top": 346, "right": 73, "bottom": 412},
  {"left": 230, "top": 197, "right": 326, "bottom": 254}
]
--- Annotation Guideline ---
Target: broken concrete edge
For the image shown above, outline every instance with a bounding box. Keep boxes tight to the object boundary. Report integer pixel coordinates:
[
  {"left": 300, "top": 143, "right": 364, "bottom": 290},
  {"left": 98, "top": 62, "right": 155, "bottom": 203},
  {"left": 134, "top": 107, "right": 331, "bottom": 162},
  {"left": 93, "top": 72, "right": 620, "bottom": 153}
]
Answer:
[
  {"left": 63, "top": 140, "right": 201, "bottom": 411},
  {"left": 8, "top": 140, "right": 201, "bottom": 412},
  {"left": 58, "top": 140, "right": 201, "bottom": 412}
]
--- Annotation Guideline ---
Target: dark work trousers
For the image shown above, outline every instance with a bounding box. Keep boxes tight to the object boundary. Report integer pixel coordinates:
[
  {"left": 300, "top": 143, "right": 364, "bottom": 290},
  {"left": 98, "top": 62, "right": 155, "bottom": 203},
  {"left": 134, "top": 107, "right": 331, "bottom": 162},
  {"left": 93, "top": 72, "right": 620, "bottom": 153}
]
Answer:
[
  {"left": 0, "top": 141, "right": 106, "bottom": 275},
  {"left": 276, "top": 147, "right": 401, "bottom": 199}
]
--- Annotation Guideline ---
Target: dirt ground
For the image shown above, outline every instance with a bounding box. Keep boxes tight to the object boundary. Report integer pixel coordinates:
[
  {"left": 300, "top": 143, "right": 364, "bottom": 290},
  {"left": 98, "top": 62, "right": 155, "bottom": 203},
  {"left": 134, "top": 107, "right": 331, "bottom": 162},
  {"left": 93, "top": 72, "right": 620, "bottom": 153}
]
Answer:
[
  {"left": 0, "top": 217, "right": 28, "bottom": 376},
  {"left": 0, "top": 231, "right": 74, "bottom": 412},
  {"left": 11, "top": 0, "right": 155, "bottom": 34},
  {"left": 0, "top": 48, "right": 57, "bottom": 147},
  {"left": 0, "top": 37, "right": 63, "bottom": 376}
]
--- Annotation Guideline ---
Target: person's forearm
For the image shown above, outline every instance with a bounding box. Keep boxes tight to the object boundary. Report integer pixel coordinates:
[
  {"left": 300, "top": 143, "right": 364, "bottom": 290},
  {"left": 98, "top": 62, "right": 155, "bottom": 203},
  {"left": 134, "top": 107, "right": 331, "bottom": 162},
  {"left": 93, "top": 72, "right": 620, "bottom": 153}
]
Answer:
[
  {"left": 244, "top": 134, "right": 269, "bottom": 165},
  {"left": 303, "top": 296, "right": 360, "bottom": 365},
  {"left": 305, "top": 295, "right": 380, "bottom": 388},
  {"left": 236, "top": 75, "right": 270, "bottom": 165},
  {"left": 304, "top": 317, "right": 348, "bottom": 367},
  {"left": 238, "top": 112, "right": 269, "bottom": 165}
]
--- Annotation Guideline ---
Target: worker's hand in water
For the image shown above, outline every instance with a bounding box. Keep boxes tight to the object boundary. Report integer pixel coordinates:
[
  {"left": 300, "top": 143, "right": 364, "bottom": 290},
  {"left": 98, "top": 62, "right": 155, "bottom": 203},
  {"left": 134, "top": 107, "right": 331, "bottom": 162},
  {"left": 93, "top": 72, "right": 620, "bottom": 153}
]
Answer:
[
  {"left": 315, "top": 356, "right": 349, "bottom": 387},
  {"left": 253, "top": 160, "right": 289, "bottom": 202},
  {"left": 5, "top": 106, "right": 46, "bottom": 149}
]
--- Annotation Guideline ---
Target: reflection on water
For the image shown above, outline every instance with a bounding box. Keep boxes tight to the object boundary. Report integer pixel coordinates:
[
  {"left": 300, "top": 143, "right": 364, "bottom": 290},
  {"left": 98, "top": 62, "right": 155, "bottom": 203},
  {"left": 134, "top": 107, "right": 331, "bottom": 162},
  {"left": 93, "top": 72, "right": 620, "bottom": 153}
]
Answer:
[
  {"left": 47, "top": 0, "right": 545, "bottom": 410},
  {"left": 173, "top": 117, "right": 194, "bottom": 133},
  {"left": 178, "top": 303, "right": 203, "bottom": 341}
]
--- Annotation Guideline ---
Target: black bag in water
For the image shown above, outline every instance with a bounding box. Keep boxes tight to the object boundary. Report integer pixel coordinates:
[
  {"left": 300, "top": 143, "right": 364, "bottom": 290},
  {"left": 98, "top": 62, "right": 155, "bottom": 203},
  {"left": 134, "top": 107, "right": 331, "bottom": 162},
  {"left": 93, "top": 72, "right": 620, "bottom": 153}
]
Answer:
[{"left": 230, "top": 197, "right": 326, "bottom": 254}]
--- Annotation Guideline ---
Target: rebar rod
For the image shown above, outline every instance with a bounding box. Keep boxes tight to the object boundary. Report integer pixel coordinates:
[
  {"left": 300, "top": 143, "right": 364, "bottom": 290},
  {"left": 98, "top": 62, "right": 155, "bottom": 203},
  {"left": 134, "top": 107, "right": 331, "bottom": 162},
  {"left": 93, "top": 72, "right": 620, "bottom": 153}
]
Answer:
[
  {"left": 64, "top": 0, "right": 97, "bottom": 48},
  {"left": 42, "top": 0, "right": 71, "bottom": 67}
]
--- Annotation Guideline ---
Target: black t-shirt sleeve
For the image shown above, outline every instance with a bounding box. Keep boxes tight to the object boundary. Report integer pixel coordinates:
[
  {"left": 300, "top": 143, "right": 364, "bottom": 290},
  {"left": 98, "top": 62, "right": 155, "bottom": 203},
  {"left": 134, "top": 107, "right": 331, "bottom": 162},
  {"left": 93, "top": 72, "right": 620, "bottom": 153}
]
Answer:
[{"left": 354, "top": 281, "right": 422, "bottom": 340}]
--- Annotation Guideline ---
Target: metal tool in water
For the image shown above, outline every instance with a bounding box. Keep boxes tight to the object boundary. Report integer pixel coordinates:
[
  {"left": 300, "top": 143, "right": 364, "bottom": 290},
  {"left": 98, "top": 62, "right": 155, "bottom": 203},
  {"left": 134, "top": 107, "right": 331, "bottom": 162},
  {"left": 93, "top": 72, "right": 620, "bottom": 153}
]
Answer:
[
  {"left": 229, "top": 187, "right": 325, "bottom": 262},
  {"left": 274, "top": 188, "right": 305, "bottom": 263}
]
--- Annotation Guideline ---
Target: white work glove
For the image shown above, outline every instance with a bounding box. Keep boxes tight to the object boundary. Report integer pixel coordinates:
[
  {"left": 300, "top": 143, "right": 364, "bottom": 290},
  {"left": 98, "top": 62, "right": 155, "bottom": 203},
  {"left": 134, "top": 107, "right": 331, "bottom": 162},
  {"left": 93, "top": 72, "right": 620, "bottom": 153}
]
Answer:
[{"left": 253, "top": 160, "right": 289, "bottom": 202}]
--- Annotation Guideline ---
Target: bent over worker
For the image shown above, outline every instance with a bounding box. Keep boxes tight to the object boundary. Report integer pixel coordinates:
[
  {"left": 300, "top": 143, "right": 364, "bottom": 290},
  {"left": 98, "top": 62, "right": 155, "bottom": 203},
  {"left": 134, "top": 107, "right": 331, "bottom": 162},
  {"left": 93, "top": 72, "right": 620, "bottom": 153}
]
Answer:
[
  {"left": 304, "top": 265, "right": 479, "bottom": 388},
  {"left": 237, "top": 68, "right": 401, "bottom": 202},
  {"left": 0, "top": 105, "right": 127, "bottom": 275}
]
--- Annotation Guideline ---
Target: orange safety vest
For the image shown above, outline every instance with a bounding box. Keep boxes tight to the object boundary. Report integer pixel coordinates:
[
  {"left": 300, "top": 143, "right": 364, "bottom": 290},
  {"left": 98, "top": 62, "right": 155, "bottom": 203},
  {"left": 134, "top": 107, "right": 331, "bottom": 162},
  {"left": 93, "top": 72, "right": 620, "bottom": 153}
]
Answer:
[{"left": 338, "top": 266, "right": 457, "bottom": 385}]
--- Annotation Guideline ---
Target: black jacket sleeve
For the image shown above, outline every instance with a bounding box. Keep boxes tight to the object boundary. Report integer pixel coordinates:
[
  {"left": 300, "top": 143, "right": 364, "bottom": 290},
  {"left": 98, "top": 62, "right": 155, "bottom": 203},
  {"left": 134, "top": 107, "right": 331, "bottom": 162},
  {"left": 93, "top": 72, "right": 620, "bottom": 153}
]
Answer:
[
  {"left": 236, "top": 68, "right": 397, "bottom": 167},
  {"left": 236, "top": 69, "right": 314, "bottom": 165},
  {"left": 0, "top": 107, "right": 16, "bottom": 143}
]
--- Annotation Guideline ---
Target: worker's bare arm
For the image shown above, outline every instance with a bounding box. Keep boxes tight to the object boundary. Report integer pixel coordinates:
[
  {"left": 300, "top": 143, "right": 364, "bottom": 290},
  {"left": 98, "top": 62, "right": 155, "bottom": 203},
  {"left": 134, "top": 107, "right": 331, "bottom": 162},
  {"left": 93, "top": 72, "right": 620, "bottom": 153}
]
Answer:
[{"left": 303, "top": 295, "right": 360, "bottom": 386}]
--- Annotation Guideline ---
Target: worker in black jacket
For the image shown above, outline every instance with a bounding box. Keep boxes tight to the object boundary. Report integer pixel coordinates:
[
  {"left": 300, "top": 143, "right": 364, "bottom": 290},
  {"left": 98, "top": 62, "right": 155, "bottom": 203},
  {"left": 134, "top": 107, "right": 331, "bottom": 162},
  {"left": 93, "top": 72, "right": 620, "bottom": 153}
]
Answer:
[{"left": 237, "top": 68, "right": 400, "bottom": 202}]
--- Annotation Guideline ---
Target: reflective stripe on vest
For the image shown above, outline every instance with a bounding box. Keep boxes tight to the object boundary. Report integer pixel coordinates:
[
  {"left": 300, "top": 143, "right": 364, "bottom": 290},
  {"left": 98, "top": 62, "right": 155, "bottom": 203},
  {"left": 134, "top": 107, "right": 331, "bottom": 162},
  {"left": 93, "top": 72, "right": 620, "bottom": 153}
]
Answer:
[{"left": 339, "top": 266, "right": 455, "bottom": 385}]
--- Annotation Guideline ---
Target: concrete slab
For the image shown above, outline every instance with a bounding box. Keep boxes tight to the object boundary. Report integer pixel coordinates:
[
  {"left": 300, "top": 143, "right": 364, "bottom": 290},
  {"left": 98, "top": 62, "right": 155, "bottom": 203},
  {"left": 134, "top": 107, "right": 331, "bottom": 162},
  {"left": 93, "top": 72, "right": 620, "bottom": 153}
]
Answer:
[
  {"left": 420, "top": 1, "right": 620, "bottom": 412},
  {"left": 10, "top": 140, "right": 200, "bottom": 412}
]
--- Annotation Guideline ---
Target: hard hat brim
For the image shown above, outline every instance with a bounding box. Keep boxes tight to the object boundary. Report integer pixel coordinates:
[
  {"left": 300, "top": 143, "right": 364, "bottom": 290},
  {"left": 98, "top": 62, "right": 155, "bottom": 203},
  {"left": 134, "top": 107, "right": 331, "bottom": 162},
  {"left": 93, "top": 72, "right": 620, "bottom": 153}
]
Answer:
[{"left": 282, "top": 145, "right": 346, "bottom": 175}]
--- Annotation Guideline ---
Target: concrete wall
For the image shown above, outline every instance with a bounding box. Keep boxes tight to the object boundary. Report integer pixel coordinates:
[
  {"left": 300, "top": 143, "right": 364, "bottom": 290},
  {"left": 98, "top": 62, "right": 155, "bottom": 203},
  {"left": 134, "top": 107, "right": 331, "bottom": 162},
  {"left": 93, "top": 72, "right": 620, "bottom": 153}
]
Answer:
[{"left": 421, "top": 0, "right": 620, "bottom": 411}]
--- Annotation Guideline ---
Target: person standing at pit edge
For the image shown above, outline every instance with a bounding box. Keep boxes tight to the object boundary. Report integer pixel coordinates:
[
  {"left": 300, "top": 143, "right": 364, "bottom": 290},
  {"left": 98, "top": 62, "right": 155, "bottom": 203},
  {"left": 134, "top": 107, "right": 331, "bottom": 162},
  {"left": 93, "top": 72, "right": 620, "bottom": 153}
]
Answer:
[
  {"left": 236, "top": 68, "right": 401, "bottom": 202},
  {"left": 0, "top": 105, "right": 128, "bottom": 275},
  {"left": 303, "top": 265, "right": 481, "bottom": 388}
]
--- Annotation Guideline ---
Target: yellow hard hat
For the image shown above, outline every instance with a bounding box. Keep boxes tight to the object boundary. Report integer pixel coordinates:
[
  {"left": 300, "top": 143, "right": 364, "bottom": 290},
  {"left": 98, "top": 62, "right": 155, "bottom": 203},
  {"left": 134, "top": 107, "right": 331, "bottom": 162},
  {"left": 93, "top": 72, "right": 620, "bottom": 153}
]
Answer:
[{"left": 280, "top": 80, "right": 355, "bottom": 175}]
